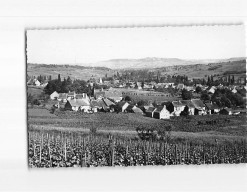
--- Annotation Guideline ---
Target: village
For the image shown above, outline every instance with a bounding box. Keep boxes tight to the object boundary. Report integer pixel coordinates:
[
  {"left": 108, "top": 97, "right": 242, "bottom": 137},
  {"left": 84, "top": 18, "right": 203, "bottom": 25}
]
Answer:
[{"left": 27, "top": 73, "right": 247, "bottom": 120}]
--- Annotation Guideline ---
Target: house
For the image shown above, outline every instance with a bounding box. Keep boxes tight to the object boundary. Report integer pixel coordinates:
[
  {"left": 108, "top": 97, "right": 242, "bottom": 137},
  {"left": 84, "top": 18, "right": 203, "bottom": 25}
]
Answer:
[
  {"left": 208, "top": 86, "right": 216, "bottom": 94},
  {"left": 177, "top": 83, "right": 185, "bottom": 90},
  {"left": 125, "top": 104, "right": 136, "bottom": 113},
  {"left": 41, "top": 82, "right": 48, "bottom": 87},
  {"left": 191, "top": 99, "right": 207, "bottom": 115},
  {"left": 145, "top": 107, "right": 156, "bottom": 118},
  {"left": 232, "top": 88, "right": 237, "bottom": 93},
  {"left": 108, "top": 96, "right": 122, "bottom": 103},
  {"left": 75, "top": 93, "right": 88, "bottom": 99},
  {"left": 50, "top": 91, "right": 59, "bottom": 100},
  {"left": 65, "top": 99, "right": 91, "bottom": 112},
  {"left": 204, "top": 102, "right": 220, "bottom": 114},
  {"left": 90, "top": 100, "right": 99, "bottom": 112},
  {"left": 132, "top": 107, "right": 144, "bottom": 115},
  {"left": 153, "top": 105, "right": 170, "bottom": 119},
  {"left": 103, "top": 98, "right": 115, "bottom": 107},
  {"left": 94, "top": 91, "right": 105, "bottom": 99},
  {"left": 219, "top": 108, "right": 232, "bottom": 115},
  {"left": 180, "top": 100, "right": 195, "bottom": 115},
  {"left": 96, "top": 99, "right": 108, "bottom": 111},
  {"left": 67, "top": 91, "right": 76, "bottom": 100},
  {"left": 90, "top": 99, "right": 108, "bottom": 112},
  {"left": 58, "top": 93, "right": 68, "bottom": 102},
  {"left": 34, "top": 79, "right": 41, "bottom": 86},
  {"left": 27, "top": 78, "right": 34, "bottom": 85},
  {"left": 171, "top": 101, "right": 186, "bottom": 116},
  {"left": 116, "top": 101, "right": 129, "bottom": 112},
  {"left": 104, "top": 90, "right": 122, "bottom": 102}
]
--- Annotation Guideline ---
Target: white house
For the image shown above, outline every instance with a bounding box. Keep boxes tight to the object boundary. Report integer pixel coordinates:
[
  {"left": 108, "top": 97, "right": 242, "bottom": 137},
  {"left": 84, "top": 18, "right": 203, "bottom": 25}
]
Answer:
[
  {"left": 34, "top": 79, "right": 41, "bottom": 86},
  {"left": 191, "top": 99, "right": 207, "bottom": 115},
  {"left": 180, "top": 100, "right": 195, "bottom": 115},
  {"left": 172, "top": 101, "right": 186, "bottom": 116},
  {"left": 65, "top": 99, "right": 91, "bottom": 112},
  {"left": 50, "top": 91, "right": 59, "bottom": 100},
  {"left": 232, "top": 87, "right": 237, "bottom": 93},
  {"left": 153, "top": 105, "right": 170, "bottom": 119}
]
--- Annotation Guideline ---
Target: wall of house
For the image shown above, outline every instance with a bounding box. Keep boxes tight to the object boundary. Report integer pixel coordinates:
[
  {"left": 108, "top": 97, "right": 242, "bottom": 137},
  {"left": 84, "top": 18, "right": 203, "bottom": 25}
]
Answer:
[{"left": 160, "top": 109, "right": 170, "bottom": 119}]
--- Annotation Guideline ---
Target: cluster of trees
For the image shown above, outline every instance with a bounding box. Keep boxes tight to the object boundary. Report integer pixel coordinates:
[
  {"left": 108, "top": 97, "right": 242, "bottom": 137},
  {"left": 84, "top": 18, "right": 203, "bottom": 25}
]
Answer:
[
  {"left": 181, "top": 87, "right": 245, "bottom": 108},
  {"left": 44, "top": 74, "right": 93, "bottom": 95},
  {"left": 27, "top": 74, "right": 52, "bottom": 83},
  {"left": 211, "top": 88, "right": 245, "bottom": 108}
]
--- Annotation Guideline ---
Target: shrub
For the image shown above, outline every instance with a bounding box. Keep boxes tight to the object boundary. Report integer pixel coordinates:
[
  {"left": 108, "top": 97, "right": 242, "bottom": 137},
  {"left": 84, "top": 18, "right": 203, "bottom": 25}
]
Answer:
[{"left": 136, "top": 124, "right": 172, "bottom": 142}]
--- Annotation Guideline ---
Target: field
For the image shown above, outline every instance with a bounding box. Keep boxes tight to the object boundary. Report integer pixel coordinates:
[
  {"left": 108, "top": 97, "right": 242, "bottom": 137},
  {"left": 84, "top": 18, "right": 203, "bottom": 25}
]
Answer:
[
  {"left": 28, "top": 130, "right": 246, "bottom": 168},
  {"left": 27, "top": 86, "right": 44, "bottom": 98},
  {"left": 27, "top": 63, "right": 115, "bottom": 81},
  {"left": 28, "top": 106, "right": 247, "bottom": 167}
]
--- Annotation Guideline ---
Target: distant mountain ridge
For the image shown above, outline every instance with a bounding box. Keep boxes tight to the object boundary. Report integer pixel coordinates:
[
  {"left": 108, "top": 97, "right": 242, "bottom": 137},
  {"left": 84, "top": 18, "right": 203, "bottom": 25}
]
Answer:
[
  {"left": 27, "top": 57, "right": 246, "bottom": 81},
  {"left": 89, "top": 57, "right": 246, "bottom": 70}
]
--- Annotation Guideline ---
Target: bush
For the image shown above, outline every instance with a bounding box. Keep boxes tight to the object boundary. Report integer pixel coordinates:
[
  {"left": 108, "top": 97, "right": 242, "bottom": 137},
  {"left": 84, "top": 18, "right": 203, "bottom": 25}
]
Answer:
[
  {"left": 33, "top": 99, "right": 41, "bottom": 106},
  {"left": 136, "top": 124, "right": 172, "bottom": 142},
  {"left": 90, "top": 125, "right": 97, "bottom": 135}
]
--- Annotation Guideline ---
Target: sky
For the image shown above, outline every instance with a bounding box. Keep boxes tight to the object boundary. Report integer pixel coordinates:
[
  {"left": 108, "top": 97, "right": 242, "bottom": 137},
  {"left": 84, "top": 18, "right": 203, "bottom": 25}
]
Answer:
[{"left": 27, "top": 25, "right": 246, "bottom": 64}]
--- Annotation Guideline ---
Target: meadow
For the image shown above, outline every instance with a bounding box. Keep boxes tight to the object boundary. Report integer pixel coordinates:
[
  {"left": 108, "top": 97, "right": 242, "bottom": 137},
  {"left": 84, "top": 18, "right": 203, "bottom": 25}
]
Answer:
[{"left": 28, "top": 106, "right": 247, "bottom": 167}]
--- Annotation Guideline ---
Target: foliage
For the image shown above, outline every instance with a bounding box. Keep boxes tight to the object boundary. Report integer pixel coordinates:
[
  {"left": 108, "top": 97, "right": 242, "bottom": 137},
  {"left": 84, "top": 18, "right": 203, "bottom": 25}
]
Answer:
[
  {"left": 28, "top": 130, "right": 247, "bottom": 167},
  {"left": 211, "top": 88, "right": 245, "bottom": 108},
  {"left": 181, "top": 89, "right": 192, "bottom": 100},
  {"left": 136, "top": 124, "right": 172, "bottom": 141},
  {"left": 44, "top": 75, "right": 92, "bottom": 95},
  {"left": 125, "top": 96, "right": 132, "bottom": 102},
  {"left": 201, "top": 90, "right": 210, "bottom": 101},
  {"left": 195, "top": 86, "right": 202, "bottom": 93}
]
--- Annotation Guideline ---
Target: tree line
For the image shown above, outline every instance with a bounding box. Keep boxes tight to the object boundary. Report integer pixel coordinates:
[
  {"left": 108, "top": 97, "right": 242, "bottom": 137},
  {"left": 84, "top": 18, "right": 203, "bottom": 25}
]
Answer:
[{"left": 44, "top": 74, "right": 93, "bottom": 95}]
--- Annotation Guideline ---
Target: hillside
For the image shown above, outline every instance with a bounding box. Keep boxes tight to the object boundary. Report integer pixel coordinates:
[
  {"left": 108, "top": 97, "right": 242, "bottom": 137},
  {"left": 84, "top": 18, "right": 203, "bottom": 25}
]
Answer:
[
  {"left": 27, "top": 58, "right": 246, "bottom": 80},
  {"left": 27, "top": 63, "right": 116, "bottom": 81},
  {"left": 91, "top": 57, "right": 245, "bottom": 70},
  {"left": 155, "top": 59, "right": 246, "bottom": 79}
]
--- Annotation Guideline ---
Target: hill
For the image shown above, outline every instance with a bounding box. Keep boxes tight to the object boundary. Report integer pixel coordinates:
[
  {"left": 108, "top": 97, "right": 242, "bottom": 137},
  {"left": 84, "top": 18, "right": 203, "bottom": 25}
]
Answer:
[
  {"left": 91, "top": 57, "right": 245, "bottom": 70},
  {"left": 27, "top": 58, "right": 246, "bottom": 81},
  {"left": 155, "top": 59, "right": 246, "bottom": 79},
  {"left": 27, "top": 63, "right": 116, "bottom": 81}
]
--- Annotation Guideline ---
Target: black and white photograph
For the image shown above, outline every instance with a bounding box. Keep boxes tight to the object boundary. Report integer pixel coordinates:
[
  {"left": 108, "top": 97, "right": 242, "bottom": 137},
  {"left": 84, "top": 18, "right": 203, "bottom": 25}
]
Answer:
[{"left": 26, "top": 25, "right": 247, "bottom": 168}]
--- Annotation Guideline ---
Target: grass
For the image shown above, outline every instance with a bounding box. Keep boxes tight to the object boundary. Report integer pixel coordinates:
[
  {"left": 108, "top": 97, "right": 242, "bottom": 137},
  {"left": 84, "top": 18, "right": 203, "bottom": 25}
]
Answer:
[
  {"left": 27, "top": 86, "right": 44, "bottom": 98},
  {"left": 28, "top": 107, "right": 247, "bottom": 146},
  {"left": 28, "top": 108, "right": 57, "bottom": 118}
]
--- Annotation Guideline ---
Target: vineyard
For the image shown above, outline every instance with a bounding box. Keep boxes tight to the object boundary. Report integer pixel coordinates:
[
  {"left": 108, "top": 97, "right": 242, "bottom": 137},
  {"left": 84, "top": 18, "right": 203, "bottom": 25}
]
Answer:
[{"left": 28, "top": 130, "right": 247, "bottom": 168}]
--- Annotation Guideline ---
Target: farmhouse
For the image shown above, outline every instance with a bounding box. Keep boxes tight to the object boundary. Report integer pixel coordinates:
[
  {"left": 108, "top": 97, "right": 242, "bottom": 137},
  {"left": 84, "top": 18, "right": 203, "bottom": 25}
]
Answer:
[
  {"left": 103, "top": 98, "right": 115, "bottom": 107},
  {"left": 116, "top": 101, "right": 130, "bottom": 112},
  {"left": 177, "top": 83, "right": 185, "bottom": 90},
  {"left": 153, "top": 105, "right": 170, "bottom": 119},
  {"left": 75, "top": 93, "right": 89, "bottom": 100},
  {"left": 34, "top": 79, "right": 41, "bottom": 86},
  {"left": 208, "top": 86, "right": 216, "bottom": 94},
  {"left": 90, "top": 100, "right": 100, "bottom": 112},
  {"left": 204, "top": 102, "right": 220, "bottom": 114},
  {"left": 65, "top": 99, "right": 91, "bottom": 112},
  {"left": 94, "top": 91, "right": 105, "bottom": 99},
  {"left": 125, "top": 104, "right": 137, "bottom": 113},
  {"left": 145, "top": 107, "right": 156, "bottom": 118},
  {"left": 191, "top": 99, "right": 207, "bottom": 115},
  {"left": 132, "top": 107, "right": 144, "bottom": 115},
  {"left": 96, "top": 99, "right": 108, "bottom": 111},
  {"left": 58, "top": 93, "right": 68, "bottom": 102},
  {"left": 219, "top": 108, "right": 232, "bottom": 115},
  {"left": 67, "top": 91, "right": 76, "bottom": 100},
  {"left": 171, "top": 101, "right": 186, "bottom": 116},
  {"left": 180, "top": 100, "right": 195, "bottom": 115},
  {"left": 50, "top": 91, "right": 59, "bottom": 100}
]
